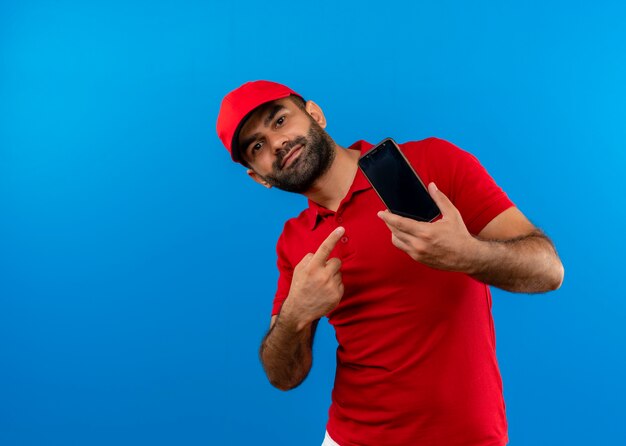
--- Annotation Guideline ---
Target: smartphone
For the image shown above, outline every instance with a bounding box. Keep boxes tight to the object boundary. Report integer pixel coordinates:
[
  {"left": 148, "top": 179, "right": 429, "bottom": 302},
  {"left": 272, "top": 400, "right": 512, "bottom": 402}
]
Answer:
[{"left": 358, "top": 138, "right": 441, "bottom": 222}]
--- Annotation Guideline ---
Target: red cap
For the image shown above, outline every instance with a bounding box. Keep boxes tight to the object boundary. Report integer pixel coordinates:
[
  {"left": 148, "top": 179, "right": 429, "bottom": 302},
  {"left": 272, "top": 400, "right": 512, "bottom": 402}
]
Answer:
[{"left": 216, "top": 80, "right": 303, "bottom": 164}]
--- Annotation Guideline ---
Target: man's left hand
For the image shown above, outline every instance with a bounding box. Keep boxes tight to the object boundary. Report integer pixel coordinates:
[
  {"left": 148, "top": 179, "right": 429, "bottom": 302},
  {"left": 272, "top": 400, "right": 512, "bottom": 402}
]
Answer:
[{"left": 377, "top": 182, "right": 477, "bottom": 273}]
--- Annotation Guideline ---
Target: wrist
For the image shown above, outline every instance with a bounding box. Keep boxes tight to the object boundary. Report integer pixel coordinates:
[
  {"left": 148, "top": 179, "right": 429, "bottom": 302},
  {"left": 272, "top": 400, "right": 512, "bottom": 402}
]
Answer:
[
  {"left": 278, "top": 296, "right": 310, "bottom": 333},
  {"left": 462, "top": 236, "right": 489, "bottom": 276}
]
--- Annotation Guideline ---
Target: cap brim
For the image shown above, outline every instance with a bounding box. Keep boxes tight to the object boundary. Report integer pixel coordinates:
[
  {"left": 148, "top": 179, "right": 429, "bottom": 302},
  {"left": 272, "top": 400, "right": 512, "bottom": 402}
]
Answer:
[{"left": 230, "top": 108, "right": 256, "bottom": 164}]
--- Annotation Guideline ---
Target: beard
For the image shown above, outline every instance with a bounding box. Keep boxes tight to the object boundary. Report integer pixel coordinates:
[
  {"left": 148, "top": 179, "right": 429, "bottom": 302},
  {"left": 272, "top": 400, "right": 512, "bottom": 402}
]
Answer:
[{"left": 258, "top": 119, "right": 336, "bottom": 193}]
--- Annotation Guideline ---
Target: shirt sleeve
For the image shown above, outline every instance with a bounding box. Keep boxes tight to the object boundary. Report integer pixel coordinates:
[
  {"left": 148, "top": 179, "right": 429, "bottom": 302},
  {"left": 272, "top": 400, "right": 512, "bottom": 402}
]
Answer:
[
  {"left": 271, "top": 228, "right": 293, "bottom": 316},
  {"left": 425, "top": 137, "right": 515, "bottom": 236}
]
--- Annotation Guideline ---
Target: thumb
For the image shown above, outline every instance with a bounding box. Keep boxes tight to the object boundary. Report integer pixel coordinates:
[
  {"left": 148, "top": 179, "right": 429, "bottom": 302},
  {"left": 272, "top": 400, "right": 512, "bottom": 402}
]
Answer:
[
  {"left": 428, "top": 182, "right": 456, "bottom": 218},
  {"left": 299, "top": 252, "right": 315, "bottom": 268}
]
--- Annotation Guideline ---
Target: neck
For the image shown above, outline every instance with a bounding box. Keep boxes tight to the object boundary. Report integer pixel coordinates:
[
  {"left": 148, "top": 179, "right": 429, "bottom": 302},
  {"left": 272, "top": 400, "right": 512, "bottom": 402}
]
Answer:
[{"left": 303, "top": 144, "right": 361, "bottom": 212}]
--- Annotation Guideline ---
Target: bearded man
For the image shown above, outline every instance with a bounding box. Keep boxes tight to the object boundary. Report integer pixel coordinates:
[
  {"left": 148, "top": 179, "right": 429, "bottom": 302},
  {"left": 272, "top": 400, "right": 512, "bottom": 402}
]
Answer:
[{"left": 216, "top": 80, "right": 564, "bottom": 446}]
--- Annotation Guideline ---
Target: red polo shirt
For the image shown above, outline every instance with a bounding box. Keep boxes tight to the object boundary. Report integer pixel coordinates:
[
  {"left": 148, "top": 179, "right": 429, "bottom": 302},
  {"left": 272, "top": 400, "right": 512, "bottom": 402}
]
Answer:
[{"left": 272, "top": 137, "right": 514, "bottom": 446}]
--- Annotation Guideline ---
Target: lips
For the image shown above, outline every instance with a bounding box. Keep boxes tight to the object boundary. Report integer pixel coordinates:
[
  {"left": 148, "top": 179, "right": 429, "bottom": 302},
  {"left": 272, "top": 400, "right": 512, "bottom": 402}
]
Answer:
[{"left": 281, "top": 145, "right": 303, "bottom": 168}]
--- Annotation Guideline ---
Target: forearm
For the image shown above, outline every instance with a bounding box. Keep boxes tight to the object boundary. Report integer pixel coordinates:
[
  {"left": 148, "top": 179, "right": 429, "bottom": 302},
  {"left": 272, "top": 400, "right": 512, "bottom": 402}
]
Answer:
[
  {"left": 259, "top": 312, "right": 315, "bottom": 391},
  {"left": 466, "top": 230, "right": 564, "bottom": 293}
]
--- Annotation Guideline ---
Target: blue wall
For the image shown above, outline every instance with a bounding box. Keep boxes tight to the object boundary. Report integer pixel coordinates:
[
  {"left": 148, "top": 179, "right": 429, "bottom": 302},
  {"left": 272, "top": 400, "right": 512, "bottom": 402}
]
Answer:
[{"left": 1, "top": 0, "right": 625, "bottom": 444}]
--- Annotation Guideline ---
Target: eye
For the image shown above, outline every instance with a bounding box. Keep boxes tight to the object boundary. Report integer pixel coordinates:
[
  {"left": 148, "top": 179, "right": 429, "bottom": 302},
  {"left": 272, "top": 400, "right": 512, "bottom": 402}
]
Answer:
[
  {"left": 275, "top": 116, "right": 286, "bottom": 127},
  {"left": 251, "top": 142, "right": 263, "bottom": 153}
]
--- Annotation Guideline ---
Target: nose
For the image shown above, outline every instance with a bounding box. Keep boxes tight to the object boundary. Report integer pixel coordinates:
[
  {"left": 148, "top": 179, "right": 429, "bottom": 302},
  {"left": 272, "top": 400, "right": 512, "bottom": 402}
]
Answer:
[{"left": 268, "top": 132, "right": 291, "bottom": 155}]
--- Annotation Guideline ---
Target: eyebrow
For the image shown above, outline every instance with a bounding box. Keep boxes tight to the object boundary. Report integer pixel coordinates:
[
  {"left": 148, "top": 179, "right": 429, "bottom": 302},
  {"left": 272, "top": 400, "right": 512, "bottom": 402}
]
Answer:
[
  {"left": 264, "top": 104, "right": 285, "bottom": 126},
  {"left": 239, "top": 104, "right": 287, "bottom": 153}
]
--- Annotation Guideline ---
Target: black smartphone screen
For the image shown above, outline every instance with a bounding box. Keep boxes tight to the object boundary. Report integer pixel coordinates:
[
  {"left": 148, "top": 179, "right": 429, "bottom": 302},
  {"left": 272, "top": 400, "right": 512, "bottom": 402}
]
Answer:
[{"left": 358, "top": 138, "right": 441, "bottom": 222}]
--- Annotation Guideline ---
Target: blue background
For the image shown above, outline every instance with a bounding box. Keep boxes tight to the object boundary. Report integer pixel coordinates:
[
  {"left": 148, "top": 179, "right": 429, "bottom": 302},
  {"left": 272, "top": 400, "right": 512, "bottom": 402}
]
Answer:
[{"left": 2, "top": 0, "right": 625, "bottom": 444}]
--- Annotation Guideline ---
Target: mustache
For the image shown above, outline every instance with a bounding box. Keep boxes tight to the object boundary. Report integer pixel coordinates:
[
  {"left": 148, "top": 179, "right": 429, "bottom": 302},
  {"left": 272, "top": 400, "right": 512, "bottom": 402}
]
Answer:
[{"left": 276, "top": 136, "right": 307, "bottom": 169}]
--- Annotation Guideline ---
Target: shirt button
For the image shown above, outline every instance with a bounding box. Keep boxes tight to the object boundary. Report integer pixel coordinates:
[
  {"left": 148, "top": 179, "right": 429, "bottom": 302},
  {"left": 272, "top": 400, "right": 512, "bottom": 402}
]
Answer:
[
  {"left": 337, "top": 216, "right": 343, "bottom": 223},
  {"left": 340, "top": 236, "right": 349, "bottom": 244}
]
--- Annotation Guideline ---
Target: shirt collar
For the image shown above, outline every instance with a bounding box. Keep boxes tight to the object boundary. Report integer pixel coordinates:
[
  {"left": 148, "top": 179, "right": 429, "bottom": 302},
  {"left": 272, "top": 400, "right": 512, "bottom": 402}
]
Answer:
[{"left": 305, "top": 140, "right": 374, "bottom": 229}]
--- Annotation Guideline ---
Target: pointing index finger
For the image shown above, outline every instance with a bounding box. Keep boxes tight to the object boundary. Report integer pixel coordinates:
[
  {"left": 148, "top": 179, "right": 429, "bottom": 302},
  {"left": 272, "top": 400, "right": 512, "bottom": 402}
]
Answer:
[{"left": 312, "top": 227, "right": 345, "bottom": 265}]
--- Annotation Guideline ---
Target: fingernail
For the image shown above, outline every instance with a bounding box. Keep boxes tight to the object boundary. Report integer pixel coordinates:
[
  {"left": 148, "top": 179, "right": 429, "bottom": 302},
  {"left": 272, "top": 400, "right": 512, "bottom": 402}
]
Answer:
[{"left": 430, "top": 182, "right": 438, "bottom": 191}]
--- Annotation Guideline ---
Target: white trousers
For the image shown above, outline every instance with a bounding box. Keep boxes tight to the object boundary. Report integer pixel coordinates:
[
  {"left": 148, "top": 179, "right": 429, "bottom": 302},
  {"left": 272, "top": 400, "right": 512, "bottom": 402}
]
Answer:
[{"left": 321, "top": 430, "right": 340, "bottom": 446}]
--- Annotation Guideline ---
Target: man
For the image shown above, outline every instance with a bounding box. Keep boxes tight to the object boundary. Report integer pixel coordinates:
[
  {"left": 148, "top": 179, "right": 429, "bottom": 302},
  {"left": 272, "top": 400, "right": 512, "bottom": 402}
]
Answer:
[{"left": 216, "top": 80, "right": 564, "bottom": 446}]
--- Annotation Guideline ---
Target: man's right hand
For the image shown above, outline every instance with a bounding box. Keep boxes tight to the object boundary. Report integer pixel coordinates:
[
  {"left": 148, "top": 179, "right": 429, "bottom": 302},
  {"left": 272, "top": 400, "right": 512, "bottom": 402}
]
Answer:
[{"left": 280, "top": 227, "right": 345, "bottom": 330}]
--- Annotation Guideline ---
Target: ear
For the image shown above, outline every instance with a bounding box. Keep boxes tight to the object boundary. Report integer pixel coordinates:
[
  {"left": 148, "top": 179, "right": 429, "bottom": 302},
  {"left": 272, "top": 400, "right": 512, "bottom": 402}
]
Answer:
[
  {"left": 304, "top": 100, "right": 327, "bottom": 129},
  {"left": 247, "top": 169, "right": 272, "bottom": 189}
]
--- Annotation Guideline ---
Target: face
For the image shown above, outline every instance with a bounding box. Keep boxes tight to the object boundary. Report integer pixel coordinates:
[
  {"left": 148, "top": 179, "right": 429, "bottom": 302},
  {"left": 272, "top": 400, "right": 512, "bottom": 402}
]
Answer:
[{"left": 237, "top": 97, "right": 336, "bottom": 193}]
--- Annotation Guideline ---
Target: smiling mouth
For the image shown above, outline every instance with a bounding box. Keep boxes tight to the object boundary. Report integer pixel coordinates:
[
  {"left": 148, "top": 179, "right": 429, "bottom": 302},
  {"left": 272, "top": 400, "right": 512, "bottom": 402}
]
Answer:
[{"left": 281, "top": 145, "right": 304, "bottom": 168}]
